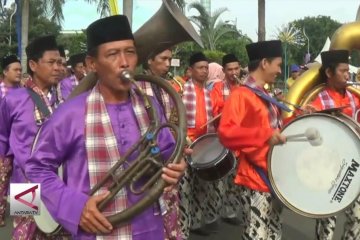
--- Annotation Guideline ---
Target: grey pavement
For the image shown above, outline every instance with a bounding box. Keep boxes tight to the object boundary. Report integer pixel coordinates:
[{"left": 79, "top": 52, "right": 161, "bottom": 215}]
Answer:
[{"left": 0, "top": 203, "right": 346, "bottom": 240}]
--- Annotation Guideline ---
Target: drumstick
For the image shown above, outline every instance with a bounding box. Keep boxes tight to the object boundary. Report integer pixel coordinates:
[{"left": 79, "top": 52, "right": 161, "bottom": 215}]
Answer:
[
  {"left": 200, "top": 113, "right": 222, "bottom": 129},
  {"left": 274, "top": 96, "right": 304, "bottom": 111},
  {"left": 286, "top": 128, "right": 322, "bottom": 146},
  {"left": 286, "top": 128, "right": 319, "bottom": 140}
]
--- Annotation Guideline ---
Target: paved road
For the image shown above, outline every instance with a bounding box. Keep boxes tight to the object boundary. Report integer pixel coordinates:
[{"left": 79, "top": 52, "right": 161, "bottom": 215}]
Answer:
[{"left": 0, "top": 204, "right": 346, "bottom": 239}]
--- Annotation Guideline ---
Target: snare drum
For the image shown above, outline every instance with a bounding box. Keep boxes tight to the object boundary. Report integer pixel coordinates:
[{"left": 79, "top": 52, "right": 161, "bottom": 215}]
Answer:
[
  {"left": 269, "top": 113, "right": 360, "bottom": 218},
  {"left": 187, "top": 133, "right": 236, "bottom": 181}
]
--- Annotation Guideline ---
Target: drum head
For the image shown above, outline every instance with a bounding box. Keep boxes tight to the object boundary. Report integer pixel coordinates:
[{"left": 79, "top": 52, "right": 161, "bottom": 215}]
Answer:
[
  {"left": 189, "top": 133, "right": 227, "bottom": 168},
  {"left": 269, "top": 113, "right": 360, "bottom": 218},
  {"left": 34, "top": 201, "right": 61, "bottom": 234}
]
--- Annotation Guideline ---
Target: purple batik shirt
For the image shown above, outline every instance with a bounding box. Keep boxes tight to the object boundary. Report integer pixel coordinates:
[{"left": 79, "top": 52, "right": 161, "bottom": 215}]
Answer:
[
  {"left": 59, "top": 75, "right": 78, "bottom": 100},
  {"left": 0, "top": 83, "right": 20, "bottom": 100},
  {"left": 0, "top": 88, "right": 45, "bottom": 185},
  {"left": 26, "top": 91, "right": 176, "bottom": 240}
]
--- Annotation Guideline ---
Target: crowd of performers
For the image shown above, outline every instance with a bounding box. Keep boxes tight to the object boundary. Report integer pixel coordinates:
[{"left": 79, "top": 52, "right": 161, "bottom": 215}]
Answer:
[{"left": 0, "top": 14, "right": 360, "bottom": 240}]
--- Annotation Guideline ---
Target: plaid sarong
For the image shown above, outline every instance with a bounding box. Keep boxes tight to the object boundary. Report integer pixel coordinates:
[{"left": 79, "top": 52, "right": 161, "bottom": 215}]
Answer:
[
  {"left": 137, "top": 81, "right": 172, "bottom": 121},
  {"left": 85, "top": 84, "right": 150, "bottom": 239},
  {"left": 24, "top": 78, "right": 54, "bottom": 125},
  {"left": 319, "top": 89, "right": 357, "bottom": 118},
  {"left": 182, "top": 79, "right": 215, "bottom": 132},
  {"left": 245, "top": 77, "right": 282, "bottom": 129}
]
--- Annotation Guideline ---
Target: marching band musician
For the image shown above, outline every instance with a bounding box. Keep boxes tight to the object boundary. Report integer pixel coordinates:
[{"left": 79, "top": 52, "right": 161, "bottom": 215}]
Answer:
[
  {"left": 58, "top": 52, "right": 86, "bottom": 100},
  {"left": 0, "top": 55, "right": 22, "bottom": 100},
  {"left": 305, "top": 50, "right": 360, "bottom": 240},
  {"left": 57, "top": 45, "right": 68, "bottom": 80},
  {"left": 218, "top": 40, "right": 286, "bottom": 240},
  {"left": 210, "top": 53, "right": 242, "bottom": 225},
  {"left": 139, "top": 48, "right": 175, "bottom": 120},
  {"left": 0, "top": 35, "right": 63, "bottom": 238},
  {"left": 25, "top": 15, "right": 187, "bottom": 240},
  {"left": 139, "top": 47, "right": 184, "bottom": 239},
  {"left": 182, "top": 52, "right": 222, "bottom": 236}
]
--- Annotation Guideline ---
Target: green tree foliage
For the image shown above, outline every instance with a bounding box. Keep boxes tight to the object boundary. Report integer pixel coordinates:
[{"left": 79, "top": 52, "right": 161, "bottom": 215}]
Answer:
[
  {"left": 0, "top": 1, "right": 61, "bottom": 59},
  {"left": 187, "top": 2, "right": 237, "bottom": 50},
  {"left": 57, "top": 31, "right": 87, "bottom": 57},
  {"left": 287, "top": 16, "right": 341, "bottom": 65}
]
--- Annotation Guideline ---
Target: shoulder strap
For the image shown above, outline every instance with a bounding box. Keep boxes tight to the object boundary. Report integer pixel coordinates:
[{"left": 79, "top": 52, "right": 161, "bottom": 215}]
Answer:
[
  {"left": 26, "top": 88, "right": 51, "bottom": 118},
  {"left": 244, "top": 85, "right": 292, "bottom": 112}
]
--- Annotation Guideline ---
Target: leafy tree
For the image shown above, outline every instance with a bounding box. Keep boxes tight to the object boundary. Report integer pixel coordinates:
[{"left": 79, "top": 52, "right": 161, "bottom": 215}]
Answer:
[
  {"left": 57, "top": 31, "right": 87, "bottom": 57},
  {"left": 187, "top": 2, "right": 236, "bottom": 50},
  {"left": 0, "top": 1, "right": 61, "bottom": 60}
]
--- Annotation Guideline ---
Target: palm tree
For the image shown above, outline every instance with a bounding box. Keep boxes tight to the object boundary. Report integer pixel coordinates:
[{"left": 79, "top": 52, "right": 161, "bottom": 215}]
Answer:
[
  {"left": 187, "top": 2, "right": 236, "bottom": 50},
  {"left": 173, "top": 0, "right": 186, "bottom": 13},
  {"left": 258, "top": 0, "right": 265, "bottom": 41},
  {"left": 19, "top": 0, "right": 111, "bottom": 72}
]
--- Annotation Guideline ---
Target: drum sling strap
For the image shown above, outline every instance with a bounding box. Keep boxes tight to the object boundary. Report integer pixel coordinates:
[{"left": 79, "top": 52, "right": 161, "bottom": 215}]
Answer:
[
  {"left": 254, "top": 166, "right": 276, "bottom": 196},
  {"left": 244, "top": 85, "right": 289, "bottom": 196},
  {"left": 27, "top": 88, "right": 51, "bottom": 118},
  {"left": 244, "top": 85, "right": 291, "bottom": 112}
]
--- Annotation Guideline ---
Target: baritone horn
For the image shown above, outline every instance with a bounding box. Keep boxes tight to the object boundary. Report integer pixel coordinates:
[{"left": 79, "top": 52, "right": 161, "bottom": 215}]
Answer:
[{"left": 283, "top": 22, "right": 360, "bottom": 118}]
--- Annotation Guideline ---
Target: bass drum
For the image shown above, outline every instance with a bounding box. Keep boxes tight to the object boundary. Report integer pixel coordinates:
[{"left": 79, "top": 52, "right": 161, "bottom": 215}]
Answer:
[
  {"left": 268, "top": 112, "right": 360, "bottom": 218},
  {"left": 187, "top": 133, "right": 236, "bottom": 181}
]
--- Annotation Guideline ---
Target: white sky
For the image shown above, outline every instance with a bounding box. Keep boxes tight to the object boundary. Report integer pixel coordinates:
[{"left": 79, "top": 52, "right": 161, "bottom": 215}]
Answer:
[{"left": 5, "top": 0, "right": 360, "bottom": 41}]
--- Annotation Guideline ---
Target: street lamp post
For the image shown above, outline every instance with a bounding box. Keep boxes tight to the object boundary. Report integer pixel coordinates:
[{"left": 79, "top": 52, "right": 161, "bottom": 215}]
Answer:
[
  {"left": 303, "top": 27, "right": 310, "bottom": 64},
  {"left": 9, "top": 3, "right": 17, "bottom": 47}
]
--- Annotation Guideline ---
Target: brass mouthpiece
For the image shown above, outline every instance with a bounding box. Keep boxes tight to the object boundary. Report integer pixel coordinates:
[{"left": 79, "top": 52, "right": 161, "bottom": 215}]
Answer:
[{"left": 120, "top": 70, "right": 133, "bottom": 83}]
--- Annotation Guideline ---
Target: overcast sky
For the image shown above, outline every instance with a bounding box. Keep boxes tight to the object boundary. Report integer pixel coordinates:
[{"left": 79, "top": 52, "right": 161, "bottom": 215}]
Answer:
[{"left": 5, "top": 0, "right": 359, "bottom": 41}]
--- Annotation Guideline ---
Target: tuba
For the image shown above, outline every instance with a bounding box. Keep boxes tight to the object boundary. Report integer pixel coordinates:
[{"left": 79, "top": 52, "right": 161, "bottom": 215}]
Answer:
[{"left": 283, "top": 22, "right": 360, "bottom": 118}]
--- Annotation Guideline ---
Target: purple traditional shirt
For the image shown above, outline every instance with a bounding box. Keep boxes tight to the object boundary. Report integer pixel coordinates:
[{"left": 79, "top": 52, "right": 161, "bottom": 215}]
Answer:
[
  {"left": 26, "top": 91, "right": 176, "bottom": 240},
  {"left": 0, "top": 81, "right": 20, "bottom": 100},
  {"left": 0, "top": 88, "right": 46, "bottom": 184},
  {"left": 59, "top": 75, "right": 78, "bottom": 100}
]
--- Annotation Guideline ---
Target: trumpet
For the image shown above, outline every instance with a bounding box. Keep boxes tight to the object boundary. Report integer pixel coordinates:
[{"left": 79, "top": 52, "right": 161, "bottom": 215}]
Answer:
[
  {"left": 347, "top": 81, "right": 360, "bottom": 86},
  {"left": 233, "top": 74, "right": 243, "bottom": 85}
]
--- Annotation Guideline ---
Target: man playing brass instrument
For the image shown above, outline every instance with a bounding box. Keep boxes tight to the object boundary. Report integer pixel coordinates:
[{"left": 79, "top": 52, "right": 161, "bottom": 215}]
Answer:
[
  {"left": 305, "top": 50, "right": 360, "bottom": 240},
  {"left": 25, "top": 15, "right": 187, "bottom": 239}
]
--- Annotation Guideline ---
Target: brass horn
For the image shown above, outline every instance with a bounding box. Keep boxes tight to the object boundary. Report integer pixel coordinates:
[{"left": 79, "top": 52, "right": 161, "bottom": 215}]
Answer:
[
  {"left": 90, "top": 70, "right": 187, "bottom": 226},
  {"left": 69, "top": 0, "right": 203, "bottom": 99},
  {"left": 283, "top": 22, "right": 360, "bottom": 118},
  {"left": 135, "top": 0, "right": 203, "bottom": 64}
]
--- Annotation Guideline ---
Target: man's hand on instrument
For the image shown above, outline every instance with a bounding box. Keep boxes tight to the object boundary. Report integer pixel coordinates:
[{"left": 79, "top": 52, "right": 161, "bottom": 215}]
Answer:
[
  {"left": 80, "top": 191, "right": 113, "bottom": 234},
  {"left": 300, "top": 104, "right": 317, "bottom": 115},
  {"left": 162, "top": 148, "right": 191, "bottom": 190},
  {"left": 268, "top": 129, "right": 286, "bottom": 146}
]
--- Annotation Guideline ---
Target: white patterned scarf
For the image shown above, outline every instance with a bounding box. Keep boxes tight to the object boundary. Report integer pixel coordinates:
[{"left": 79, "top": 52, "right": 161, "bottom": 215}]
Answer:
[
  {"left": 85, "top": 83, "right": 150, "bottom": 239},
  {"left": 319, "top": 89, "right": 357, "bottom": 118},
  {"left": 182, "top": 79, "right": 215, "bottom": 132}
]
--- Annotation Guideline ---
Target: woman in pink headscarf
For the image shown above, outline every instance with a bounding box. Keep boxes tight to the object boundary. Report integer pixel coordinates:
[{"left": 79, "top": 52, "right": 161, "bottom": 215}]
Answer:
[{"left": 207, "top": 62, "right": 225, "bottom": 90}]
